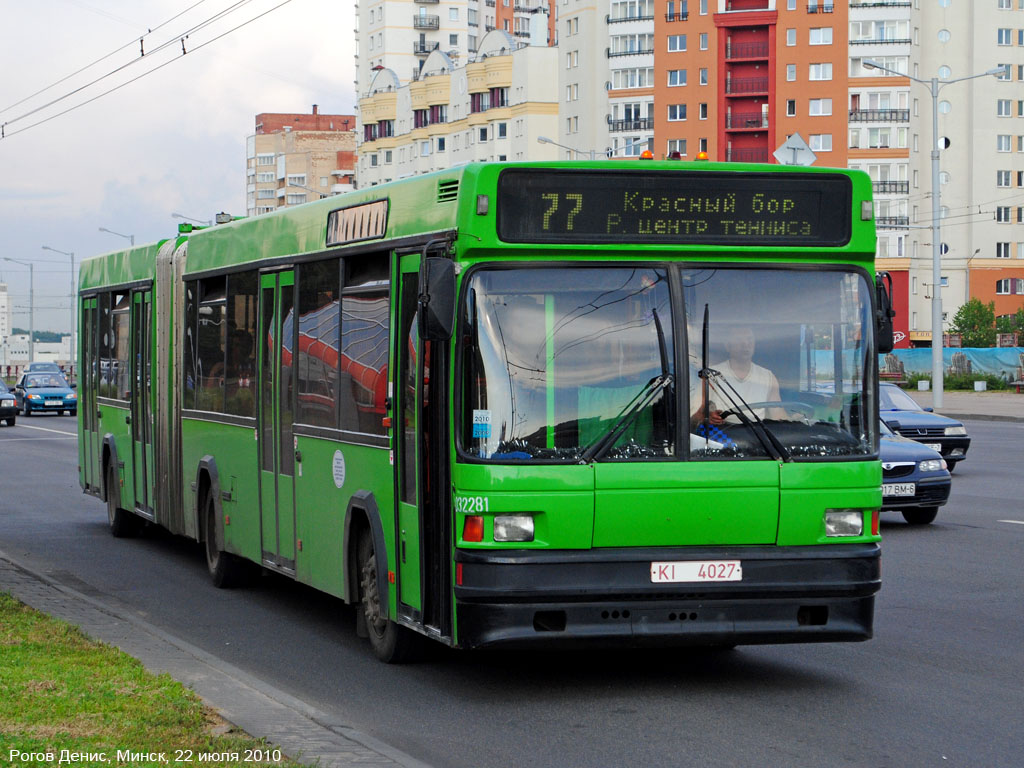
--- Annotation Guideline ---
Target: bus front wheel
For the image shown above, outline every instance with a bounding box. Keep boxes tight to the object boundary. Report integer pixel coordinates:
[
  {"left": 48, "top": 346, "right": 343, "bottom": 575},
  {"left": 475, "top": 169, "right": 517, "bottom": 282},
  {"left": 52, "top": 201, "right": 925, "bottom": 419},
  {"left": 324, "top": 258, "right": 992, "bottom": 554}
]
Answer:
[{"left": 357, "top": 531, "right": 419, "bottom": 663}]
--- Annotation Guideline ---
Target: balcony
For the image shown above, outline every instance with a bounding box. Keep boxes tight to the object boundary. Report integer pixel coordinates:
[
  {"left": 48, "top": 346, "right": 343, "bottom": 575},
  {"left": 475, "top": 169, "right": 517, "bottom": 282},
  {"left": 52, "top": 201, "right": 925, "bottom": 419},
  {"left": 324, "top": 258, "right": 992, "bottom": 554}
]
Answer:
[
  {"left": 413, "top": 41, "right": 440, "bottom": 56},
  {"left": 873, "top": 180, "right": 910, "bottom": 194},
  {"left": 807, "top": 3, "right": 834, "bottom": 12},
  {"left": 726, "top": 112, "right": 768, "bottom": 130},
  {"left": 876, "top": 216, "right": 910, "bottom": 229},
  {"left": 608, "top": 117, "right": 654, "bottom": 132},
  {"left": 850, "top": 38, "right": 912, "bottom": 45},
  {"left": 725, "top": 77, "right": 769, "bottom": 95},
  {"left": 850, "top": 1, "right": 911, "bottom": 7},
  {"left": 413, "top": 14, "right": 439, "bottom": 29},
  {"left": 849, "top": 109, "right": 909, "bottom": 123},
  {"left": 608, "top": 47, "right": 655, "bottom": 58},
  {"left": 608, "top": 14, "right": 655, "bottom": 24},
  {"left": 727, "top": 148, "right": 770, "bottom": 163},
  {"left": 726, "top": 41, "right": 769, "bottom": 60},
  {"left": 664, "top": 12, "right": 689, "bottom": 21}
]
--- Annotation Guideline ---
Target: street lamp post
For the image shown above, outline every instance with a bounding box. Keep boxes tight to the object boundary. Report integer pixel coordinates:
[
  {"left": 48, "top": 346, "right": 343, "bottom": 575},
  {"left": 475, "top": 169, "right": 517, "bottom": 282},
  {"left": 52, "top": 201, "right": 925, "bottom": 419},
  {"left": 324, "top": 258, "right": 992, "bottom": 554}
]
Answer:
[
  {"left": 42, "top": 245, "right": 74, "bottom": 372},
  {"left": 98, "top": 227, "right": 135, "bottom": 246},
  {"left": 862, "top": 59, "right": 1007, "bottom": 409},
  {"left": 537, "top": 135, "right": 597, "bottom": 160},
  {"left": 2, "top": 257, "right": 34, "bottom": 363}
]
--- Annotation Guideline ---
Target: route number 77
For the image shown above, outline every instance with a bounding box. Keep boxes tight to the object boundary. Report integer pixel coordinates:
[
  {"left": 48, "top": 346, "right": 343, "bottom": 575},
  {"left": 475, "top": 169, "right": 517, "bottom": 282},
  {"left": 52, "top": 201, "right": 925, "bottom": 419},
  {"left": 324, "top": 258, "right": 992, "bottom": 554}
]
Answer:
[{"left": 541, "top": 193, "right": 584, "bottom": 231}]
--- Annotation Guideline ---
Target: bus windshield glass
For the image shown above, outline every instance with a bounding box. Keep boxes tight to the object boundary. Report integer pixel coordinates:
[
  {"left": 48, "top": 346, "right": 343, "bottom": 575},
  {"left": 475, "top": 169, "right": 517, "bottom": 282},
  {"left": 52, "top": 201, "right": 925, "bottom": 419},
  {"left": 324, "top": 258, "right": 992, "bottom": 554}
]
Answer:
[{"left": 460, "top": 266, "right": 875, "bottom": 462}]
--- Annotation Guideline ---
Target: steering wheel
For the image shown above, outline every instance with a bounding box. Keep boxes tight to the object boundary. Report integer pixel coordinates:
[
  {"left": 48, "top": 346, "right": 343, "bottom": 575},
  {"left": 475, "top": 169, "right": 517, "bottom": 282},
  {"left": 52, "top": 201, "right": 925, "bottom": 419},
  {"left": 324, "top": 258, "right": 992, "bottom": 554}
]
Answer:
[{"left": 719, "top": 400, "right": 815, "bottom": 419}]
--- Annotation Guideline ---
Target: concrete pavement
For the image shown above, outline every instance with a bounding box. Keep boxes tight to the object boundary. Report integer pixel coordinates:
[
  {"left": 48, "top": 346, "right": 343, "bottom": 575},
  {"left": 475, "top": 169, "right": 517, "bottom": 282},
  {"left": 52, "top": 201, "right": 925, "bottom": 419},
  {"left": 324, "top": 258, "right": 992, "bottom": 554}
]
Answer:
[{"left": 895, "top": 387, "right": 1024, "bottom": 423}]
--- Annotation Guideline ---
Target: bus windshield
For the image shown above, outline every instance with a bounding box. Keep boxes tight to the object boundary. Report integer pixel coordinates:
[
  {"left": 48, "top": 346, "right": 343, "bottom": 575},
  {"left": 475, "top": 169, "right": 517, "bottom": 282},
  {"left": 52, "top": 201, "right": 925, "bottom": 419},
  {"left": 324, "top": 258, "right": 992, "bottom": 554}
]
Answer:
[{"left": 460, "top": 265, "right": 875, "bottom": 462}]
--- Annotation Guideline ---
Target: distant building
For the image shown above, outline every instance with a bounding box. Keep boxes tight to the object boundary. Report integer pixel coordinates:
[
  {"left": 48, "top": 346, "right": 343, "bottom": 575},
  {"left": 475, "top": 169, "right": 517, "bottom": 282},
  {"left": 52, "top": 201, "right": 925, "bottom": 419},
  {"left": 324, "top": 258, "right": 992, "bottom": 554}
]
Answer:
[
  {"left": 246, "top": 106, "right": 357, "bottom": 216},
  {"left": 357, "top": 31, "right": 559, "bottom": 185},
  {"left": 0, "top": 283, "right": 11, "bottom": 345}
]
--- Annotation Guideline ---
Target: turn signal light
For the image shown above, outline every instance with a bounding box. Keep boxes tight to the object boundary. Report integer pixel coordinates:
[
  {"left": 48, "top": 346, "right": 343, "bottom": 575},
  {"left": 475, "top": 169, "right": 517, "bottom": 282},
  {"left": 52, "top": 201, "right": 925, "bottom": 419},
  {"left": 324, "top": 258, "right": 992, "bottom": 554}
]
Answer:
[
  {"left": 871, "top": 509, "right": 880, "bottom": 537},
  {"left": 463, "top": 515, "right": 484, "bottom": 542}
]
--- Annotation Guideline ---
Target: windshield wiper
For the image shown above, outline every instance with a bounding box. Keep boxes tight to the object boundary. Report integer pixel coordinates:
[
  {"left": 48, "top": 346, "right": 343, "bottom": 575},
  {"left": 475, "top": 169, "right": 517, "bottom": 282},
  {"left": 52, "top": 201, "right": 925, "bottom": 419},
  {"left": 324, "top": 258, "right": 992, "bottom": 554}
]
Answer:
[
  {"left": 579, "top": 372, "right": 673, "bottom": 464},
  {"left": 696, "top": 304, "right": 790, "bottom": 462}
]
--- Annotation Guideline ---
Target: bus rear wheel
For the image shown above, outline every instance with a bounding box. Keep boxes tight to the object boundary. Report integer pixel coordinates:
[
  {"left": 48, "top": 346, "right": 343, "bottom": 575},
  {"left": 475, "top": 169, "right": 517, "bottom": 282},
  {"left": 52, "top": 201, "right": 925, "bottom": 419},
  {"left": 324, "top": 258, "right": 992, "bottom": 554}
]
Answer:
[
  {"left": 203, "top": 489, "right": 250, "bottom": 588},
  {"left": 106, "top": 463, "right": 140, "bottom": 538},
  {"left": 357, "top": 531, "right": 419, "bottom": 663}
]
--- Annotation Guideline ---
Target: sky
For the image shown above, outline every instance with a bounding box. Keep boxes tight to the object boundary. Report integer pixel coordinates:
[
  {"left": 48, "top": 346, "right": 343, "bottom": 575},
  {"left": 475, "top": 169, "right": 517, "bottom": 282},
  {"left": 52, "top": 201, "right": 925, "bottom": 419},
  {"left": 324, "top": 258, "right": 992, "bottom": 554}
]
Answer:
[{"left": 0, "top": 0, "right": 356, "bottom": 334}]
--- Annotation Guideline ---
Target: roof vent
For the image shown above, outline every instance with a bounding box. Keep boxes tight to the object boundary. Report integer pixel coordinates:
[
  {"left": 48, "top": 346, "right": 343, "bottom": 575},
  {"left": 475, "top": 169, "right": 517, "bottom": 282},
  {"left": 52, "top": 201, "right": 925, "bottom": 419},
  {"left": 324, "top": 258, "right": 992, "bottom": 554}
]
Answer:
[{"left": 437, "top": 179, "right": 459, "bottom": 203}]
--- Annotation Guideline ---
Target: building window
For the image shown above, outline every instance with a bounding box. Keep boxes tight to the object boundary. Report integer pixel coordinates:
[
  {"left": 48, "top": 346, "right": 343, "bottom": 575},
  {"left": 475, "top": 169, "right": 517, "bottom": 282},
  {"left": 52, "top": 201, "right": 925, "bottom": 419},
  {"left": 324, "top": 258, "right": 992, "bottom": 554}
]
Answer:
[
  {"left": 699, "top": 68, "right": 708, "bottom": 85},
  {"left": 256, "top": 171, "right": 275, "bottom": 183},
  {"left": 667, "top": 139, "right": 687, "bottom": 157},
  {"left": 668, "top": 35, "right": 687, "bottom": 52},
  {"left": 809, "top": 98, "right": 832, "bottom": 116},
  {"left": 257, "top": 153, "right": 275, "bottom": 166},
  {"left": 700, "top": 0, "right": 707, "bottom": 14},
  {"left": 996, "top": 243, "right": 1012, "bottom": 258},
  {"left": 787, "top": 64, "right": 796, "bottom": 81},
  {"left": 668, "top": 69, "right": 687, "bottom": 86},
  {"left": 699, "top": 103, "right": 708, "bottom": 120},
  {"left": 996, "top": 206, "right": 1011, "bottom": 222},
  {"left": 809, "top": 63, "right": 833, "bottom": 81},
  {"left": 699, "top": 33, "right": 708, "bottom": 50},
  {"left": 286, "top": 174, "right": 306, "bottom": 187},
  {"left": 997, "top": 100, "right": 1011, "bottom": 117},
  {"left": 997, "top": 170, "right": 1011, "bottom": 187},
  {"left": 996, "top": 278, "right": 1011, "bottom": 294},
  {"left": 668, "top": 104, "right": 687, "bottom": 121},
  {"left": 497, "top": 122, "right": 507, "bottom": 138},
  {"left": 699, "top": 137, "right": 708, "bottom": 153},
  {"left": 786, "top": 29, "right": 796, "bottom": 46},
  {"left": 437, "top": 137, "right": 446, "bottom": 152},
  {"left": 787, "top": 0, "right": 796, "bottom": 9},
  {"left": 286, "top": 193, "right": 306, "bottom": 205},
  {"left": 809, "top": 28, "right": 832, "bottom": 45},
  {"left": 787, "top": 100, "right": 797, "bottom": 117},
  {"left": 809, "top": 134, "right": 832, "bottom": 152},
  {"left": 998, "top": 135, "right": 1012, "bottom": 152},
  {"left": 997, "top": 28, "right": 1012, "bottom": 46}
]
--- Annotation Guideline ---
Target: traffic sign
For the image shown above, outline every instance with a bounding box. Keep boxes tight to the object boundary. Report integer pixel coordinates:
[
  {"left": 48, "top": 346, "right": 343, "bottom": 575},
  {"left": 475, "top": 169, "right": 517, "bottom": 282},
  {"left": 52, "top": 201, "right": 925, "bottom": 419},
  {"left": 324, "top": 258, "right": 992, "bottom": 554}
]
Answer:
[{"left": 774, "top": 133, "right": 817, "bottom": 167}]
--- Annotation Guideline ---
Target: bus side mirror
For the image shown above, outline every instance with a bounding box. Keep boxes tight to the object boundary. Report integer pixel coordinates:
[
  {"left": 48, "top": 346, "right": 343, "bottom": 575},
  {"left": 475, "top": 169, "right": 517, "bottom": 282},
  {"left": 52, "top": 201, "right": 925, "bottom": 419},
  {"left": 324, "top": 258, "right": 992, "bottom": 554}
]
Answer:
[
  {"left": 421, "top": 257, "right": 456, "bottom": 341},
  {"left": 875, "top": 271, "right": 895, "bottom": 354}
]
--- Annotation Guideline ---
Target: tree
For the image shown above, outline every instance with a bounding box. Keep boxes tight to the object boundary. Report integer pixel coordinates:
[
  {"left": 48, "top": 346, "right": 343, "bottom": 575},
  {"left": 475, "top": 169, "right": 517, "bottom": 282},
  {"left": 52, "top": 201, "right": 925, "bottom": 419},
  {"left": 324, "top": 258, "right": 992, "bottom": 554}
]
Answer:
[
  {"left": 995, "top": 307, "right": 1024, "bottom": 338},
  {"left": 949, "top": 299, "right": 996, "bottom": 347}
]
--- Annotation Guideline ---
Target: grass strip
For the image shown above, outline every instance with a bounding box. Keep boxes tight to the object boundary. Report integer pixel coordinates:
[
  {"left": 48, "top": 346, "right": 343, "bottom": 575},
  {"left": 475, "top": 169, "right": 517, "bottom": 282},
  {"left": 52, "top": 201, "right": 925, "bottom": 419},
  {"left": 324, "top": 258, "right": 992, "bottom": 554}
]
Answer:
[{"left": 0, "top": 592, "right": 315, "bottom": 768}]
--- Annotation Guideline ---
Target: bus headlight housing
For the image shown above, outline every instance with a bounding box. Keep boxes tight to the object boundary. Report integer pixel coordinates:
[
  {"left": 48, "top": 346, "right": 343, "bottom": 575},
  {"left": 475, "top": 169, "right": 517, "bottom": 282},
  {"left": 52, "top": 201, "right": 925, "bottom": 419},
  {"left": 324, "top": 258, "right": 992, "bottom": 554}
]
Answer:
[
  {"left": 825, "top": 509, "right": 864, "bottom": 537},
  {"left": 493, "top": 515, "right": 535, "bottom": 542}
]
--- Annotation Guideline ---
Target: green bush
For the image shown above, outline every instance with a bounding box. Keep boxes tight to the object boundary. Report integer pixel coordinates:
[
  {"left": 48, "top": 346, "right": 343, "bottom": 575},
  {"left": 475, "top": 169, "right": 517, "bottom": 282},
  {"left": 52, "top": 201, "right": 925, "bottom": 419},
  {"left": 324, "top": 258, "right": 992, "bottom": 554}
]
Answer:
[{"left": 904, "top": 372, "right": 1008, "bottom": 391}]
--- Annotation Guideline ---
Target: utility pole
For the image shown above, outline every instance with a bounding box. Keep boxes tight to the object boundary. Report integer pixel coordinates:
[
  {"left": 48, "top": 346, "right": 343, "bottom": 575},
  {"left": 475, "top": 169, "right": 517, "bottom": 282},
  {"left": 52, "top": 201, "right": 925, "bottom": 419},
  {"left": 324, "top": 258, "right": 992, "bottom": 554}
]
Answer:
[{"left": 43, "top": 245, "right": 75, "bottom": 373}]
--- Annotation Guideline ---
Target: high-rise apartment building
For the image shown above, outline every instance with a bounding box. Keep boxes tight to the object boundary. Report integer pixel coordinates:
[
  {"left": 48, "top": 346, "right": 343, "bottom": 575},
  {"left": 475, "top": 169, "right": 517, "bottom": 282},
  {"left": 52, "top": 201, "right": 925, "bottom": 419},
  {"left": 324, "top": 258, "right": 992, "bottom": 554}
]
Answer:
[
  {"left": 245, "top": 106, "right": 357, "bottom": 217},
  {"left": 358, "top": 32, "right": 559, "bottom": 185},
  {"left": 866, "top": 0, "right": 1024, "bottom": 347}
]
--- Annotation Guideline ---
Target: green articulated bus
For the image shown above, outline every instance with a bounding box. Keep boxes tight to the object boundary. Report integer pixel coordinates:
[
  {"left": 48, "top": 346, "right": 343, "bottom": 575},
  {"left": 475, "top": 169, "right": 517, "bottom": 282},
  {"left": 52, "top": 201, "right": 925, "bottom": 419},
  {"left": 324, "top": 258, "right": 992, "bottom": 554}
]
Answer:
[{"left": 78, "top": 160, "right": 893, "bottom": 661}]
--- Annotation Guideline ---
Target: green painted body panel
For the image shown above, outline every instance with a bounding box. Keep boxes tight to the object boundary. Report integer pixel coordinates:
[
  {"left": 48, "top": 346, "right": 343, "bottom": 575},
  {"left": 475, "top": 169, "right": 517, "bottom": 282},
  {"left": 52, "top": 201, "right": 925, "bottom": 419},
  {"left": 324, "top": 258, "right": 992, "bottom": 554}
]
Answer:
[
  {"left": 100, "top": 403, "right": 133, "bottom": 505},
  {"left": 293, "top": 436, "right": 393, "bottom": 599},
  {"left": 180, "top": 419, "right": 262, "bottom": 560},
  {"left": 777, "top": 461, "right": 882, "bottom": 546},
  {"left": 593, "top": 462, "right": 780, "bottom": 546}
]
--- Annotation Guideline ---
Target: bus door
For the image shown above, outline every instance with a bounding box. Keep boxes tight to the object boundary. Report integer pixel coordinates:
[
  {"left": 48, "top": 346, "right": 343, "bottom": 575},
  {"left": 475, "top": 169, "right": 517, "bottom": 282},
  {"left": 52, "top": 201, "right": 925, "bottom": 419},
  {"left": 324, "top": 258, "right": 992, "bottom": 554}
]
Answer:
[
  {"left": 130, "top": 289, "right": 154, "bottom": 516},
  {"left": 395, "top": 253, "right": 452, "bottom": 638},
  {"left": 258, "top": 270, "right": 296, "bottom": 571},
  {"left": 81, "top": 297, "right": 100, "bottom": 493}
]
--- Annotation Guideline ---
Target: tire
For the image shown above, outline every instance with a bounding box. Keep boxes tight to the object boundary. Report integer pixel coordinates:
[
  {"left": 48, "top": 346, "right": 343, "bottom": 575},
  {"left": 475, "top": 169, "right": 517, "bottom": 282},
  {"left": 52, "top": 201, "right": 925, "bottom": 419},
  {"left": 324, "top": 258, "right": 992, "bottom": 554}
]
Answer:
[
  {"left": 23, "top": 403, "right": 31, "bottom": 417},
  {"left": 947, "top": 462, "right": 957, "bottom": 474},
  {"left": 70, "top": 409, "right": 77, "bottom": 418},
  {"left": 4, "top": 417, "right": 13, "bottom": 426},
  {"left": 106, "top": 462, "right": 140, "bottom": 537},
  {"left": 357, "top": 530, "right": 419, "bottom": 663},
  {"left": 902, "top": 507, "right": 938, "bottom": 525},
  {"left": 203, "top": 488, "right": 250, "bottom": 588}
]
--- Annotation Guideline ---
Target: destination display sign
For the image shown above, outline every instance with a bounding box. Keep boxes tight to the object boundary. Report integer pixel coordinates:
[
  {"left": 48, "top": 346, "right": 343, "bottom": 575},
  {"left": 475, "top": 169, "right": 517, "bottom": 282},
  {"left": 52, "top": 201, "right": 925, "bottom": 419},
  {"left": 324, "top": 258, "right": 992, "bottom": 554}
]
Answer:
[{"left": 496, "top": 169, "right": 852, "bottom": 247}]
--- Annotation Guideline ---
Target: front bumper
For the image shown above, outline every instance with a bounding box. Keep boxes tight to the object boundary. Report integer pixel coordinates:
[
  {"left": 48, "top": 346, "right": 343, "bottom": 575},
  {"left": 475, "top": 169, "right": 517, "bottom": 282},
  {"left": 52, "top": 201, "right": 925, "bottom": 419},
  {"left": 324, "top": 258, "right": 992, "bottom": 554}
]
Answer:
[
  {"left": 899, "top": 434, "right": 970, "bottom": 463},
  {"left": 453, "top": 544, "right": 880, "bottom": 649},
  {"left": 881, "top": 476, "right": 951, "bottom": 511},
  {"left": 0, "top": 402, "right": 17, "bottom": 418},
  {"left": 23, "top": 398, "right": 75, "bottom": 412}
]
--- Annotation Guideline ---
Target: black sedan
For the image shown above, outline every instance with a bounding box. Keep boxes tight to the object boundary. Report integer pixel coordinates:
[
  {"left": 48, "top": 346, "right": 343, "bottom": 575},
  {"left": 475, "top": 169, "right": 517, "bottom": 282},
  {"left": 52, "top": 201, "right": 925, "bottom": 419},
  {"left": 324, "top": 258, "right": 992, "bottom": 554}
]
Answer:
[
  {"left": 879, "top": 382, "right": 970, "bottom": 469},
  {"left": 880, "top": 420, "right": 951, "bottom": 525},
  {"left": 0, "top": 380, "right": 17, "bottom": 426},
  {"left": 13, "top": 372, "right": 78, "bottom": 416}
]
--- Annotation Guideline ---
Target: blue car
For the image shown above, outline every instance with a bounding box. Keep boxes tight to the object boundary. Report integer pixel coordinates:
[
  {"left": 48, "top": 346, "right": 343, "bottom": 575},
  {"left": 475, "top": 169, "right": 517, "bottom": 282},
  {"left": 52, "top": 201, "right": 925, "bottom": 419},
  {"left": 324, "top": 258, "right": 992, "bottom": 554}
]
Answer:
[
  {"left": 880, "top": 420, "right": 951, "bottom": 525},
  {"left": 13, "top": 372, "right": 78, "bottom": 416},
  {"left": 879, "top": 382, "right": 970, "bottom": 470},
  {"left": 0, "top": 380, "right": 17, "bottom": 426}
]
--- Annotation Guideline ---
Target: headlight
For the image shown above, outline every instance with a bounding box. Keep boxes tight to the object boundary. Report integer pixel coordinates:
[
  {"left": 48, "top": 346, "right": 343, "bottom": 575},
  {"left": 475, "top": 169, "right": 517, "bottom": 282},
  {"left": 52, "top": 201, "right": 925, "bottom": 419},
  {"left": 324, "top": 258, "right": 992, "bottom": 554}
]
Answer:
[
  {"left": 825, "top": 509, "right": 864, "bottom": 537},
  {"left": 919, "top": 459, "right": 946, "bottom": 472},
  {"left": 945, "top": 425, "right": 967, "bottom": 436},
  {"left": 67, "top": 393, "right": 78, "bottom": 399},
  {"left": 27, "top": 394, "right": 41, "bottom": 400},
  {"left": 493, "top": 514, "right": 535, "bottom": 542}
]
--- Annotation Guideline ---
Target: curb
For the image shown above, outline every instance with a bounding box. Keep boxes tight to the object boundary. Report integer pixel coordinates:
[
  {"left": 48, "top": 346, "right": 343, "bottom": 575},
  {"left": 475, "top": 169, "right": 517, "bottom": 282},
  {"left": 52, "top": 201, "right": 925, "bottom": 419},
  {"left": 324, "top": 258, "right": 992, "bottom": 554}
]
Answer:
[
  {"left": 0, "top": 550, "right": 433, "bottom": 768},
  {"left": 938, "top": 412, "right": 1024, "bottom": 424}
]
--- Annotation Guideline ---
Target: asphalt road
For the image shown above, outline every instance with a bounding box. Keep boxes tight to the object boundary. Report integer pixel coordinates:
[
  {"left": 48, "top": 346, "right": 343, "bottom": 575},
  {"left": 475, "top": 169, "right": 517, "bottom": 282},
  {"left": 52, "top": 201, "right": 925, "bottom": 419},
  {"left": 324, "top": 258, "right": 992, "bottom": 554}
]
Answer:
[{"left": 1, "top": 415, "right": 1022, "bottom": 768}]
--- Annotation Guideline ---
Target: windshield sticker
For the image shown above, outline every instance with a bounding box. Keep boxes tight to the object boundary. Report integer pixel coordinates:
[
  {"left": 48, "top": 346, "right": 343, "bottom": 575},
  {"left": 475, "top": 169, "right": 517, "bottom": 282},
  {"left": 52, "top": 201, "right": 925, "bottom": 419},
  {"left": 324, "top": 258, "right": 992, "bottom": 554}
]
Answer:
[{"left": 472, "top": 410, "right": 492, "bottom": 439}]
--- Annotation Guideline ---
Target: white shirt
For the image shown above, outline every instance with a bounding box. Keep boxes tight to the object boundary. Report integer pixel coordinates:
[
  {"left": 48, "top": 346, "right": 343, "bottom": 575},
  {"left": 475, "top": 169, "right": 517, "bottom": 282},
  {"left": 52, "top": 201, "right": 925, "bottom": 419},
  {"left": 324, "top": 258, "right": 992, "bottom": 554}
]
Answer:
[{"left": 712, "top": 360, "right": 776, "bottom": 421}]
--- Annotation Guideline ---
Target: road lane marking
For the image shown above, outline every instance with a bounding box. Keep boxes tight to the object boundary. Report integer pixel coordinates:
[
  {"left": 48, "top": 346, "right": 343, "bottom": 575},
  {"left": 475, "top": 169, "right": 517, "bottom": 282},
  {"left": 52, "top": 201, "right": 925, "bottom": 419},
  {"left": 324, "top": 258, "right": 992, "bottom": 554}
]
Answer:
[
  {"left": 998, "top": 520, "right": 1024, "bottom": 526},
  {"left": 11, "top": 423, "right": 77, "bottom": 436}
]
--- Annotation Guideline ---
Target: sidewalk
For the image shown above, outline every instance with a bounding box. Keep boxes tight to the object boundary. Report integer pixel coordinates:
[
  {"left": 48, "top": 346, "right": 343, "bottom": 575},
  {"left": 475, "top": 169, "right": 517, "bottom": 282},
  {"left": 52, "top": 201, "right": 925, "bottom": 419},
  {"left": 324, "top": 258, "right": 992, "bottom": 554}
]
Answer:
[
  {"left": 896, "top": 388, "right": 1024, "bottom": 423},
  {"left": 0, "top": 551, "right": 432, "bottom": 768}
]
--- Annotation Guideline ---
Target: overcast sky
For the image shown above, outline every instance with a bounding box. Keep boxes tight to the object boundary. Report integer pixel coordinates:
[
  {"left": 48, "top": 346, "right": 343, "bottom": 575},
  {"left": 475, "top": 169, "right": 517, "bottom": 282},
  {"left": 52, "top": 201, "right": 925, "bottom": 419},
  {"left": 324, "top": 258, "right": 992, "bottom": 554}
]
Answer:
[{"left": 0, "top": 0, "right": 356, "bottom": 333}]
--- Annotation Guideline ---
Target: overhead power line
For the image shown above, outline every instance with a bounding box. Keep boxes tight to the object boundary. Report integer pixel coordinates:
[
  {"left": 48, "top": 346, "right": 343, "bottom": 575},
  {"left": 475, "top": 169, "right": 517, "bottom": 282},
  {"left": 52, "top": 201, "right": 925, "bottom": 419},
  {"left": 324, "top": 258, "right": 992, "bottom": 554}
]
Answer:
[{"left": 1, "top": 0, "right": 296, "bottom": 140}]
